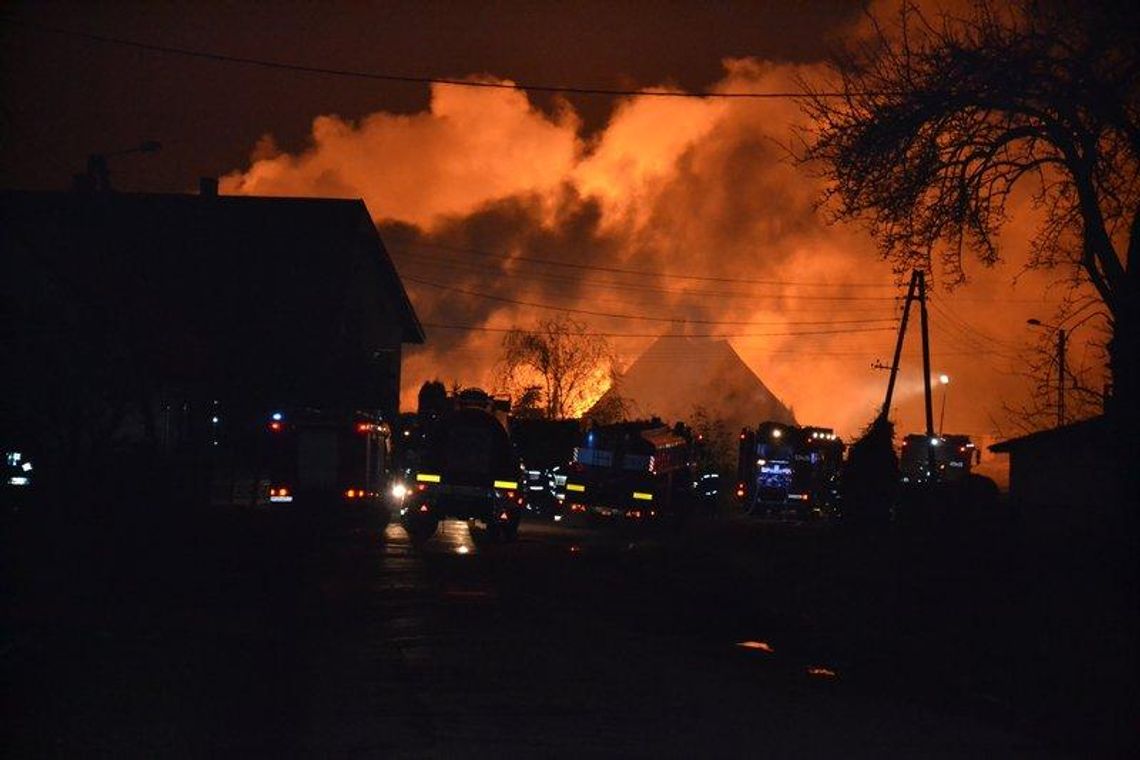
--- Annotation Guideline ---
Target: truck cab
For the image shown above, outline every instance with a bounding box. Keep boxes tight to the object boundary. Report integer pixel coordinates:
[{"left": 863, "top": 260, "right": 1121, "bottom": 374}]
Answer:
[
  {"left": 562, "top": 422, "right": 694, "bottom": 527},
  {"left": 737, "top": 422, "right": 844, "bottom": 517},
  {"left": 899, "top": 433, "right": 980, "bottom": 485}
]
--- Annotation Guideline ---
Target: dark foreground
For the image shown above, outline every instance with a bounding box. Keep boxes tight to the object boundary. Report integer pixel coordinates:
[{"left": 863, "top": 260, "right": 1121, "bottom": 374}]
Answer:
[{"left": 3, "top": 503, "right": 1136, "bottom": 757}]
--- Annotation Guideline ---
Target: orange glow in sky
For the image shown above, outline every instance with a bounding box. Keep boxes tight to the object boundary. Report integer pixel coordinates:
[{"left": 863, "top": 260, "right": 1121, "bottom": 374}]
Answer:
[{"left": 222, "top": 48, "right": 1102, "bottom": 449}]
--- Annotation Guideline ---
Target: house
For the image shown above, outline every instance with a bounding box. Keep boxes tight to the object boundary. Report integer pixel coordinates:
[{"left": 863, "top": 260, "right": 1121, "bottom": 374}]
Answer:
[
  {"left": 988, "top": 416, "right": 1122, "bottom": 511},
  {"left": 1, "top": 185, "right": 423, "bottom": 464}
]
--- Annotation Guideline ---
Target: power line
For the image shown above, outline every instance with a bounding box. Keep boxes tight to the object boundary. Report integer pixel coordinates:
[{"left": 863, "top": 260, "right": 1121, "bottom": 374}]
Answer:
[
  {"left": 404, "top": 276, "right": 900, "bottom": 325},
  {"left": 393, "top": 240, "right": 901, "bottom": 289},
  {"left": 396, "top": 253, "right": 902, "bottom": 312},
  {"left": 420, "top": 321, "right": 895, "bottom": 338},
  {"left": 397, "top": 243, "right": 1069, "bottom": 304},
  {"left": 399, "top": 260, "right": 905, "bottom": 302},
  {"left": 928, "top": 298, "right": 1020, "bottom": 349},
  {"left": 3, "top": 18, "right": 860, "bottom": 100}
]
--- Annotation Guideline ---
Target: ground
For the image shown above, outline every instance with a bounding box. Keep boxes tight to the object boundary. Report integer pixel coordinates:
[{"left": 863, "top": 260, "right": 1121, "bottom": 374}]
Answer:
[{"left": 3, "top": 502, "right": 1135, "bottom": 756}]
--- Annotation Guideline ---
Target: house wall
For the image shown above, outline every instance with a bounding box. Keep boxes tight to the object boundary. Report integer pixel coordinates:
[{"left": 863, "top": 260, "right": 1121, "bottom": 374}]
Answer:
[
  {"left": 1006, "top": 423, "right": 1118, "bottom": 510},
  {"left": 347, "top": 237, "right": 407, "bottom": 419}
]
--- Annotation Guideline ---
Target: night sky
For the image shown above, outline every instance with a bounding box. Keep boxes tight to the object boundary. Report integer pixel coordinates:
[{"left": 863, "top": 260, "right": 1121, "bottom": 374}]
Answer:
[
  {"left": 0, "top": 1, "right": 1097, "bottom": 459},
  {"left": 1, "top": 0, "right": 860, "bottom": 191}
]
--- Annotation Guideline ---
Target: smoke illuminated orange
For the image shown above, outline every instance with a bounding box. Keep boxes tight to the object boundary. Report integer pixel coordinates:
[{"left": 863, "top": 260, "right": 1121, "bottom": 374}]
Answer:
[{"left": 222, "top": 51, "right": 1098, "bottom": 461}]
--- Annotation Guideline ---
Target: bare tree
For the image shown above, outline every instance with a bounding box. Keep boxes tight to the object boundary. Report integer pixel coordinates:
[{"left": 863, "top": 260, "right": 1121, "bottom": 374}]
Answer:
[
  {"left": 800, "top": 0, "right": 1139, "bottom": 425},
  {"left": 498, "top": 315, "right": 617, "bottom": 420},
  {"left": 689, "top": 405, "right": 735, "bottom": 475},
  {"left": 1001, "top": 295, "right": 1113, "bottom": 434}
]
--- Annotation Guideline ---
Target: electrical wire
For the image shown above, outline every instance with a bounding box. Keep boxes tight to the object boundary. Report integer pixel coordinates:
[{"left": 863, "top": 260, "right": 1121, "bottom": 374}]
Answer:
[
  {"left": 419, "top": 320, "right": 895, "bottom": 338},
  {"left": 396, "top": 254, "right": 903, "bottom": 313},
  {"left": 392, "top": 240, "right": 902, "bottom": 289},
  {"left": 928, "top": 298, "right": 1020, "bottom": 349},
  {"left": 1, "top": 17, "right": 870, "bottom": 100},
  {"left": 404, "top": 276, "right": 900, "bottom": 325}
]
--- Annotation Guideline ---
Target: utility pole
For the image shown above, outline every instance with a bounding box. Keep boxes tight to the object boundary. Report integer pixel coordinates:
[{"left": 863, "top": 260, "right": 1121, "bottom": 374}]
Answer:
[
  {"left": 878, "top": 270, "right": 938, "bottom": 476},
  {"left": 916, "top": 271, "right": 935, "bottom": 439},
  {"left": 915, "top": 271, "right": 937, "bottom": 475},
  {"left": 880, "top": 271, "right": 919, "bottom": 419},
  {"left": 1028, "top": 318, "right": 1071, "bottom": 429}
]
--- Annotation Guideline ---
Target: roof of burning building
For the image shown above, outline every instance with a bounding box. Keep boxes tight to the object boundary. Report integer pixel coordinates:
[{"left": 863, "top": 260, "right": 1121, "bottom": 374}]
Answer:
[{"left": 588, "top": 334, "right": 795, "bottom": 430}]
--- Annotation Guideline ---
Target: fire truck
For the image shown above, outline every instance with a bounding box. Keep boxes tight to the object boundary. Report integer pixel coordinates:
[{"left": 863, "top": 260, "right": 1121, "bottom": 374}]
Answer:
[
  {"left": 899, "top": 433, "right": 980, "bottom": 484},
  {"left": 561, "top": 422, "right": 695, "bottom": 526},
  {"left": 393, "top": 388, "right": 525, "bottom": 542},
  {"left": 208, "top": 405, "right": 391, "bottom": 518},
  {"left": 735, "top": 422, "right": 844, "bottom": 517}
]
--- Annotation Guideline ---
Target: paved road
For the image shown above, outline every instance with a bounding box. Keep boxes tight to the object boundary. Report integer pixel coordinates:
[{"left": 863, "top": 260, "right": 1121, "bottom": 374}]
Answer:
[
  {"left": 5, "top": 509, "right": 1057, "bottom": 757},
  {"left": 298, "top": 513, "right": 1045, "bottom": 757}
]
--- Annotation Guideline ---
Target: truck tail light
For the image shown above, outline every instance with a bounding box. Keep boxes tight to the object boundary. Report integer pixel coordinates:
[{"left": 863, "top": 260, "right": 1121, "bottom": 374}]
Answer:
[{"left": 268, "top": 486, "right": 293, "bottom": 503}]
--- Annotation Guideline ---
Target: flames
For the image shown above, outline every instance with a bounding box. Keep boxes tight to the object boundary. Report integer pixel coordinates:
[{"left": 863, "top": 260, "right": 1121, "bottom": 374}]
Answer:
[{"left": 221, "top": 49, "right": 1080, "bottom": 440}]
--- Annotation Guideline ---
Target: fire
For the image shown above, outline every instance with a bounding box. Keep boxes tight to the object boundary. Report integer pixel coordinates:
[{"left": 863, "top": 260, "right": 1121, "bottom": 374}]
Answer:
[{"left": 223, "top": 59, "right": 1072, "bottom": 439}]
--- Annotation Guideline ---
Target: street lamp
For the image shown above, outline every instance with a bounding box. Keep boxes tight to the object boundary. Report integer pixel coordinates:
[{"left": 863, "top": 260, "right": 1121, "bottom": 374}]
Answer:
[{"left": 938, "top": 374, "right": 950, "bottom": 435}]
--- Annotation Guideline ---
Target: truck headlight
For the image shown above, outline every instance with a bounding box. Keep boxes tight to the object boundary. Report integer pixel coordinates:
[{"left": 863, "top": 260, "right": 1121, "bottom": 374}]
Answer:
[{"left": 391, "top": 483, "right": 408, "bottom": 499}]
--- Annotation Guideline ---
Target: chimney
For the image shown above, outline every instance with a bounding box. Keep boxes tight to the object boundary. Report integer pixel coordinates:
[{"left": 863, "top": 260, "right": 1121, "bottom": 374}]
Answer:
[{"left": 199, "top": 177, "right": 218, "bottom": 197}]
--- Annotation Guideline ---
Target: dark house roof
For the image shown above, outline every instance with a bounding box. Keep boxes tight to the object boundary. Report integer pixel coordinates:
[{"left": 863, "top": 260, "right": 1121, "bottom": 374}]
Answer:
[
  {"left": 2, "top": 190, "right": 423, "bottom": 404},
  {"left": 988, "top": 415, "right": 1125, "bottom": 510},
  {"left": 988, "top": 416, "right": 1109, "bottom": 453}
]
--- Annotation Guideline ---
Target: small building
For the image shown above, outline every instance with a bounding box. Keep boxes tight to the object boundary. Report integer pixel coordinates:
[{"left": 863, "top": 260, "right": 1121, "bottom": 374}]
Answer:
[
  {"left": 2, "top": 186, "right": 423, "bottom": 469},
  {"left": 988, "top": 416, "right": 1121, "bottom": 511}
]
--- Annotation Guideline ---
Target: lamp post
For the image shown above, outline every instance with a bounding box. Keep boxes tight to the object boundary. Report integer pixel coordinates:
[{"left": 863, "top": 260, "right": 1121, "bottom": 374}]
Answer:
[
  {"left": 1027, "top": 319, "right": 1066, "bottom": 427},
  {"left": 938, "top": 374, "right": 950, "bottom": 435}
]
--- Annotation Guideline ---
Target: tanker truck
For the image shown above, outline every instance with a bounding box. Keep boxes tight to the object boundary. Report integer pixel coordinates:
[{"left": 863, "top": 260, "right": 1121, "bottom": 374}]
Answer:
[{"left": 394, "top": 388, "right": 524, "bottom": 542}]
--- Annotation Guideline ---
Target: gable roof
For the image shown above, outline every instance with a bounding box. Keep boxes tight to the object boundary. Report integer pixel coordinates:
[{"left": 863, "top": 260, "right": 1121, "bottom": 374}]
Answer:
[
  {"left": 1, "top": 190, "right": 423, "bottom": 345},
  {"left": 2, "top": 190, "right": 424, "bottom": 404},
  {"left": 591, "top": 334, "right": 795, "bottom": 428}
]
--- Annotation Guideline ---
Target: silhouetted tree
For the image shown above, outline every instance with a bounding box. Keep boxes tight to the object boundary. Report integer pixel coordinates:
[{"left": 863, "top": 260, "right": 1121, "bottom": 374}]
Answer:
[
  {"left": 841, "top": 413, "right": 898, "bottom": 524},
  {"left": 689, "top": 405, "right": 734, "bottom": 475},
  {"left": 498, "top": 315, "right": 616, "bottom": 419},
  {"left": 511, "top": 385, "right": 546, "bottom": 419},
  {"left": 1001, "top": 299, "right": 1112, "bottom": 434},
  {"left": 417, "top": 379, "right": 449, "bottom": 418},
  {"left": 801, "top": 0, "right": 1139, "bottom": 423}
]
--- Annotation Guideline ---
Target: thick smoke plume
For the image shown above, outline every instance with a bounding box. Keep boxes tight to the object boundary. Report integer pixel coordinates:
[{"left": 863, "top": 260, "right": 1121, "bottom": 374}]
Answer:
[{"left": 222, "top": 55, "right": 1074, "bottom": 445}]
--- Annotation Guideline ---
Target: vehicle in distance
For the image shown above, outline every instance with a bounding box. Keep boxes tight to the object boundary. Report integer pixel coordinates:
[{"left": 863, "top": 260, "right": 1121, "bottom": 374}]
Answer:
[
  {"left": 561, "top": 421, "right": 695, "bottom": 527},
  {"left": 736, "top": 422, "right": 844, "bottom": 518},
  {"left": 208, "top": 406, "right": 392, "bottom": 523},
  {"left": 394, "top": 388, "right": 524, "bottom": 542}
]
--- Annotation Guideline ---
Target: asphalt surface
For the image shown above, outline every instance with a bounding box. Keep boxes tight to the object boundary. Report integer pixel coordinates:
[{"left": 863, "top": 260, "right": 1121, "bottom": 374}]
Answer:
[{"left": 3, "top": 507, "right": 1077, "bottom": 757}]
